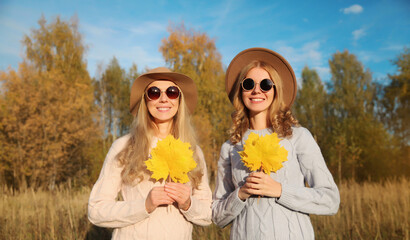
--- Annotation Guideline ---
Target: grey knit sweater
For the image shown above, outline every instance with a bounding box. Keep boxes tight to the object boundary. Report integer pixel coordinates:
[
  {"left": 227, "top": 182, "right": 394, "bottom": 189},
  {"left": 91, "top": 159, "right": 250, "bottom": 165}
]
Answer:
[{"left": 212, "top": 127, "right": 340, "bottom": 240}]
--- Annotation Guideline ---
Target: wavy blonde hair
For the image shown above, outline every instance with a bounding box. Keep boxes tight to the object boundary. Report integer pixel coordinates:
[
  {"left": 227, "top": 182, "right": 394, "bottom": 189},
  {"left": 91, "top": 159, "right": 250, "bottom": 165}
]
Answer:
[
  {"left": 116, "top": 90, "right": 203, "bottom": 189},
  {"left": 229, "top": 61, "right": 299, "bottom": 144}
]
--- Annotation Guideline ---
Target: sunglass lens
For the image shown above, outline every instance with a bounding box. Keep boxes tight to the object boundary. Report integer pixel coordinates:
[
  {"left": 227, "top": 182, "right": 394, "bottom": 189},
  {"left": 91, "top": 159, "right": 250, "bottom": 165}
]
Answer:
[
  {"left": 166, "top": 86, "right": 180, "bottom": 99},
  {"left": 147, "top": 87, "right": 161, "bottom": 100},
  {"left": 260, "top": 79, "right": 274, "bottom": 92},
  {"left": 242, "top": 78, "right": 255, "bottom": 91}
]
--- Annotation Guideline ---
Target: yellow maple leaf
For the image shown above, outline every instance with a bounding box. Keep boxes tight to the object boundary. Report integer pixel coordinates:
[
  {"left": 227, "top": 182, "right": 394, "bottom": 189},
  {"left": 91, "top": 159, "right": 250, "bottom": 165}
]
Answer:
[
  {"left": 239, "top": 132, "right": 288, "bottom": 174},
  {"left": 145, "top": 135, "right": 197, "bottom": 183}
]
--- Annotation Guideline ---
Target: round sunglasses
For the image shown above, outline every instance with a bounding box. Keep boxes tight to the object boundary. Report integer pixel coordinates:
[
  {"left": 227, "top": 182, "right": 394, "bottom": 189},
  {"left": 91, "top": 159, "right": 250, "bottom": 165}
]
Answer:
[
  {"left": 145, "top": 86, "right": 180, "bottom": 101},
  {"left": 241, "top": 78, "right": 275, "bottom": 92}
]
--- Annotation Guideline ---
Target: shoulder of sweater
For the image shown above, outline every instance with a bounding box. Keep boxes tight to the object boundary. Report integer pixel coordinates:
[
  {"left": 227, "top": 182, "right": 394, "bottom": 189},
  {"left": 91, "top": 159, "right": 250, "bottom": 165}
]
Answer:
[
  {"left": 289, "top": 126, "right": 311, "bottom": 143},
  {"left": 222, "top": 139, "right": 235, "bottom": 149},
  {"left": 218, "top": 139, "right": 235, "bottom": 156},
  {"left": 195, "top": 145, "right": 205, "bottom": 159},
  {"left": 110, "top": 134, "right": 131, "bottom": 152}
]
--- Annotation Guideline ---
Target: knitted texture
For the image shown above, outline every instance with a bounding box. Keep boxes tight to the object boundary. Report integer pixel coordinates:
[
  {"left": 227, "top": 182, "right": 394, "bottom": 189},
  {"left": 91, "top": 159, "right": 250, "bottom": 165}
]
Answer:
[{"left": 212, "top": 127, "right": 340, "bottom": 240}]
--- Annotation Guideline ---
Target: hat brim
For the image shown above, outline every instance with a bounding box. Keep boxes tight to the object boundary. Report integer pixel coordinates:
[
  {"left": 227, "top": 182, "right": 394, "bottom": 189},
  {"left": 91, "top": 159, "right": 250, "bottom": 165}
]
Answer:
[
  {"left": 130, "top": 71, "right": 197, "bottom": 115},
  {"left": 225, "top": 48, "right": 297, "bottom": 108}
]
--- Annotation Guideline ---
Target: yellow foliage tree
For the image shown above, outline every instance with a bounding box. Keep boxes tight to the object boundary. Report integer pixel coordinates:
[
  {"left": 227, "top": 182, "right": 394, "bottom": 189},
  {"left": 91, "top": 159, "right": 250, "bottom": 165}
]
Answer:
[
  {"left": 0, "top": 16, "right": 99, "bottom": 189},
  {"left": 159, "top": 23, "right": 232, "bottom": 179}
]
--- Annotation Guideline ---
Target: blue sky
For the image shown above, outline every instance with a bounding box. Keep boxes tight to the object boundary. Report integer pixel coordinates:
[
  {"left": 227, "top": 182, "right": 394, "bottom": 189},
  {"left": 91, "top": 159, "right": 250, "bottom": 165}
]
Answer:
[{"left": 1, "top": 0, "right": 409, "bottom": 84}]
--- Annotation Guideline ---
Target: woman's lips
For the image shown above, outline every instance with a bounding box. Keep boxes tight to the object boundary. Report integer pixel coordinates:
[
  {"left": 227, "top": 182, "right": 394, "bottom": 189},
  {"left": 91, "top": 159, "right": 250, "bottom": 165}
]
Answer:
[{"left": 157, "top": 107, "right": 171, "bottom": 112}]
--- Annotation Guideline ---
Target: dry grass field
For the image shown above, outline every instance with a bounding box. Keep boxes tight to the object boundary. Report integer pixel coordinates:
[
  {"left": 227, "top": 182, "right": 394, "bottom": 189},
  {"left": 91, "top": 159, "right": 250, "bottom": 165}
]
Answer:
[{"left": 1, "top": 178, "right": 408, "bottom": 240}]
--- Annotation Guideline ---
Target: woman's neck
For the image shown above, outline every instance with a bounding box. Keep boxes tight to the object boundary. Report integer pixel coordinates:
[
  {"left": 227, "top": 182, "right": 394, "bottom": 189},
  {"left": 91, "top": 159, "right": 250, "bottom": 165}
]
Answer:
[
  {"left": 154, "top": 120, "right": 173, "bottom": 139},
  {"left": 249, "top": 111, "right": 269, "bottom": 130}
]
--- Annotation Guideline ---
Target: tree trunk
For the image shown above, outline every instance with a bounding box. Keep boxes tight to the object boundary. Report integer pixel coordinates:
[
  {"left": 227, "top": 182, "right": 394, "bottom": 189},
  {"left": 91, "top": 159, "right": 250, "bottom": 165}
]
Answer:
[{"left": 338, "top": 149, "right": 342, "bottom": 184}]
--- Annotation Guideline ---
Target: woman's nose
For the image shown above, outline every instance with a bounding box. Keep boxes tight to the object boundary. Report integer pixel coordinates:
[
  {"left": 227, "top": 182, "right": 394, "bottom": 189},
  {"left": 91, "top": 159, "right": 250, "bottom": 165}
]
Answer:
[
  {"left": 252, "top": 83, "right": 262, "bottom": 94},
  {"left": 159, "top": 91, "right": 168, "bottom": 102}
]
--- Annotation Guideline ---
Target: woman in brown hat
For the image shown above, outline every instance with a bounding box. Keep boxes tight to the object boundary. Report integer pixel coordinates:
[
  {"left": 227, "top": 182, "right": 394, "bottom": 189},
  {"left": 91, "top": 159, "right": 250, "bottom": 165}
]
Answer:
[
  {"left": 212, "top": 48, "right": 340, "bottom": 239},
  {"left": 88, "top": 67, "right": 212, "bottom": 239}
]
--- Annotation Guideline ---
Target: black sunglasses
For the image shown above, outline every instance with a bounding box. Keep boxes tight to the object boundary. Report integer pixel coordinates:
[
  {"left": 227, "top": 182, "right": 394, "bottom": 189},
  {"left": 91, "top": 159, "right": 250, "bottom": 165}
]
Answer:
[
  {"left": 146, "top": 86, "right": 180, "bottom": 101},
  {"left": 241, "top": 78, "right": 275, "bottom": 92}
]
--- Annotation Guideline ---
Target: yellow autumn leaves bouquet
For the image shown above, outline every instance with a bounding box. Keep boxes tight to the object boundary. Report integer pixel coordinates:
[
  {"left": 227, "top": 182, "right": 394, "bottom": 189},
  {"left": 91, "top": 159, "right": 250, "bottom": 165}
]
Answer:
[
  {"left": 145, "top": 135, "right": 197, "bottom": 183},
  {"left": 239, "top": 132, "right": 288, "bottom": 174}
]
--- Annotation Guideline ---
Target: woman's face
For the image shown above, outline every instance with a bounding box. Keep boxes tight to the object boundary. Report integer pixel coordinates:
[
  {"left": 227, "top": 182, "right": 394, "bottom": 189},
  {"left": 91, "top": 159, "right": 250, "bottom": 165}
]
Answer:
[
  {"left": 241, "top": 67, "right": 275, "bottom": 116},
  {"left": 146, "top": 80, "right": 180, "bottom": 124}
]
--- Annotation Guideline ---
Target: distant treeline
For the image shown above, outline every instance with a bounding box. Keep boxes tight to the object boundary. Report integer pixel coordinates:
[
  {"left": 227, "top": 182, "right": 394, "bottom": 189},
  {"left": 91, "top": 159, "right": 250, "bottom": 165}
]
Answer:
[{"left": 0, "top": 16, "right": 408, "bottom": 190}]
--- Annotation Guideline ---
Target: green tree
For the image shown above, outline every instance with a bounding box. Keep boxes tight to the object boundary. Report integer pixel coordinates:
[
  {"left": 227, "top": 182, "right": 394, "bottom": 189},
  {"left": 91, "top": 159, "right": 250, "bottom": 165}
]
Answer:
[
  {"left": 293, "top": 66, "right": 342, "bottom": 180},
  {"left": 93, "top": 57, "right": 134, "bottom": 152},
  {"left": 293, "top": 66, "right": 327, "bottom": 144},
  {"left": 327, "top": 50, "right": 391, "bottom": 181},
  {"left": 123, "top": 63, "right": 139, "bottom": 134},
  {"left": 159, "top": 23, "right": 232, "bottom": 178},
  {"left": 379, "top": 48, "right": 410, "bottom": 176},
  {"left": 0, "top": 15, "right": 98, "bottom": 189},
  {"left": 382, "top": 49, "right": 410, "bottom": 142}
]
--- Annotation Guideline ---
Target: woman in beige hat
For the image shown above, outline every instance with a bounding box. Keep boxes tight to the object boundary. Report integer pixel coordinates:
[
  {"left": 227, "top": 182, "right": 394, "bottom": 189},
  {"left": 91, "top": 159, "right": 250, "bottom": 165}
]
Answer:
[
  {"left": 88, "top": 67, "right": 212, "bottom": 239},
  {"left": 212, "top": 48, "right": 340, "bottom": 239}
]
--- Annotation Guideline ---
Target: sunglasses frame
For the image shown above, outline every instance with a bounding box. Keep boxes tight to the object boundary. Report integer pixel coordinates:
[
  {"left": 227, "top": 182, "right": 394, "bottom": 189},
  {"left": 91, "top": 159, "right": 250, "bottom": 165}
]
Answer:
[
  {"left": 241, "top": 78, "right": 275, "bottom": 92},
  {"left": 145, "top": 86, "right": 181, "bottom": 101}
]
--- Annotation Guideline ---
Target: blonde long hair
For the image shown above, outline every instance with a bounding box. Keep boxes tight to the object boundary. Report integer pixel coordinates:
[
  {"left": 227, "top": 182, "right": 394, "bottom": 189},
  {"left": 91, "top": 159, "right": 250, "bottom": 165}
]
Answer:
[
  {"left": 229, "top": 61, "right": 299, "bottom": 144},
  {"left": 116, "top": 90, "right": 203, "bottom": 188}
]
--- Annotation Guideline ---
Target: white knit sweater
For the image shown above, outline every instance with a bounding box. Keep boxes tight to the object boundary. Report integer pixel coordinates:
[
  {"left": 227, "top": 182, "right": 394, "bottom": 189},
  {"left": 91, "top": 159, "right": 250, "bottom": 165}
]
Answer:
[
  {"left": 212, "top": 127, "right": 340, "bottom": 240},
  {"left": 88, "top": 135, "right": 212, "bottom": 240}
]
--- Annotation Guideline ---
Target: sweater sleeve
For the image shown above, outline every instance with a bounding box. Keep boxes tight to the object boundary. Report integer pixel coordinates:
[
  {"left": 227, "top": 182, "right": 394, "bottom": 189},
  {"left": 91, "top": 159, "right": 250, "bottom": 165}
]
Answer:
[
  {"left": 88, "top": 137, "right": 150, "bottom": 228},
  {"left": 276, "top": 127, "right": 340, "bottom": 215},
  {"left": 180, "top": 146, "right": 212, "bottom": 226},
  {"left": 212, "top": 142, "right": 247, "bottom": 228}
]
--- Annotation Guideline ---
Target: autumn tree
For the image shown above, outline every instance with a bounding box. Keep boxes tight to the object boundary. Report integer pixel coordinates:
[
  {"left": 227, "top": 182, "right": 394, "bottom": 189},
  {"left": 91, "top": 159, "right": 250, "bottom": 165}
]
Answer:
[
  {"left": 327, "top": 50, "right": 391, "bottom": 181},
  {"left": 159, "top": 23, "right": 232, "bottom": 178},
  {"left": 0, "top": 15, "right": 99, "bottom": 189}
]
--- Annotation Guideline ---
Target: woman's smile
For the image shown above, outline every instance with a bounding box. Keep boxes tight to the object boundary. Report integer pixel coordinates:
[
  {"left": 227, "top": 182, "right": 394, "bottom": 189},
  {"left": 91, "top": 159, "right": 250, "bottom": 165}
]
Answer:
[
  {"left": 249, "top": 97, "right": 266, "bottom": 103},
  {"left": 156, "top": 106, "right": 172, "bottom": 112}
]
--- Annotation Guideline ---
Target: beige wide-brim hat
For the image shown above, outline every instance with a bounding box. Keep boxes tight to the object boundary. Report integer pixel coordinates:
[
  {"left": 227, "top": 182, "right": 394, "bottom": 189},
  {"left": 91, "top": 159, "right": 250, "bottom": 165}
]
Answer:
[
  {"left": 130, "top": 67, "right": 197, "bottom": 115},
  {"left": 225, "top": 47, "right": 297, "bottom": 108}
]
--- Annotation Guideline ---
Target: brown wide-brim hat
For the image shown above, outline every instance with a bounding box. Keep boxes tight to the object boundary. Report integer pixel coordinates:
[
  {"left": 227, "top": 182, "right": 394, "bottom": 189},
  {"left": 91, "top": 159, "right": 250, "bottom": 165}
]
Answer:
[
  {"left": 225, "top": 47, "right": 297, "bottom": 108},
  {"left": 130, "top": 67, "right": 197, "bottom": 115}
]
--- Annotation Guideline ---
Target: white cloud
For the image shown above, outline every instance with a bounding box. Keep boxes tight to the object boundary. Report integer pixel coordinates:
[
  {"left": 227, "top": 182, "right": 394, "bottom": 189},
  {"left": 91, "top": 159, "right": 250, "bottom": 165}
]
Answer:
[
  {"left": 82, "top": 23, "right": 117, "bottom": 37},
  {"left": 302, "top": 41, "right": 322, "bottom": 62},
  {"left": 81, "top": 20, "right": 168, "bottom": 77},
  {"left": 116, "top": 46, "right": 164, "bottom": 66},
  {"left": 381, "top": 44, "right": 408, "bottom": 51},
  {"left": 357, "top": 50, "right": 383, "bottom": 63},
  {"left": 275, "top": 41, "right": 323, "bottom": 66},
  {"left": 314, "top": 66, "right": 331, "bottom": 81},
  {"left": 86, "top": 40, "right": 165, "bottom": 77},
  {"left": 82, "top": 21, "right": 166, "bottom": 40},
  {"left": 341, "top": 4, "right": 363, "bottom": 14},
  {"left": 352, "top": 28, "right": 366, "bottom": 41},
  {"left": 129, "top": 22, "right": 166, "bottom": 35},
  {"left": 270, "top": 41, "right": 329, "bottom": 80}
]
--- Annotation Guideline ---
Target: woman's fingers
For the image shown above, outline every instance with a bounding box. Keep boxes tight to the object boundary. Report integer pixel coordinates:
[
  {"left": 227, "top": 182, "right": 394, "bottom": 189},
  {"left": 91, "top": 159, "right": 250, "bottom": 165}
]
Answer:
[
  {"left": 246, "top": 176, "right": 262, "bottom": 186},
  {"left": 164, "top": 182, "right": 192, "bottom": 210},
  {"left": 146, "top": 186, "right": 174, "bottom": 213},
  {"left": 245, "top": 182, "right": 259, "bottom": 190},
  {"left": 249, "top": 171, "right": 264, "bottom": 178},
  {"left": 165, "top": 183, "right": 191, "bottom": 197},
  {"left": 244, "top": 172, "right": 282, "bottom": 198},
  {"left": 238, "top": 185, "right": 252, "bottom": 200}
]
